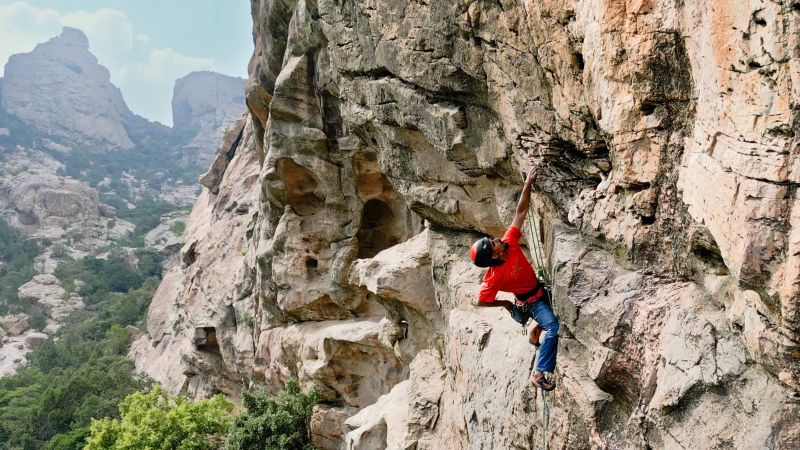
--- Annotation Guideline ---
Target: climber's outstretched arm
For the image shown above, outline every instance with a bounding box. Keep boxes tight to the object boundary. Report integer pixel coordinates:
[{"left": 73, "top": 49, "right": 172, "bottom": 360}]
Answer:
[{"left": 510, "top": 166, "right": 539, "bottom": 230}]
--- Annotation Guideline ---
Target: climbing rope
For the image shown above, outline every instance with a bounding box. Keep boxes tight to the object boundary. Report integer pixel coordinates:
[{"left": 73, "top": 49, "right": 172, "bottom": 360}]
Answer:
[
  {"left": 541, "top": 390, "right": 550, "bottom": 450},
  {"left": 523, "top": 173, "right": 551, "bottom": 286},
  {"left": 521, "top": 167, "right": 554, "bottom": 450}
]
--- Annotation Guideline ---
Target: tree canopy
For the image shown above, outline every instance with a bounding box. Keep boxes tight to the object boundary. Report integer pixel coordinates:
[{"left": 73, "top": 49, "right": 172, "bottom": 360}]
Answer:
[{"left": 84, "top": 385, "right": 234, "bottom": 450}]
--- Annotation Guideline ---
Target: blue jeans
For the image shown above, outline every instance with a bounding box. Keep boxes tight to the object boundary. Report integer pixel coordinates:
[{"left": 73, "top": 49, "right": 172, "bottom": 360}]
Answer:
[{"left": 532, "top": 299, "right": 559, "bottom": 373}]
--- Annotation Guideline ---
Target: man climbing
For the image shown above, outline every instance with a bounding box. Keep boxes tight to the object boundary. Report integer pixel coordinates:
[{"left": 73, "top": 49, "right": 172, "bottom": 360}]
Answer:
[{"left": 470, "top": 167, "right": 559, "bottom": 391}]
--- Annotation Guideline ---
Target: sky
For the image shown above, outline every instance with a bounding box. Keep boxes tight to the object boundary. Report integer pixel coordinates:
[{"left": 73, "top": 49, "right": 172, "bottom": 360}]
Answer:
[{"left": 0, "top": 0, "right": 253, "bottom": 125}]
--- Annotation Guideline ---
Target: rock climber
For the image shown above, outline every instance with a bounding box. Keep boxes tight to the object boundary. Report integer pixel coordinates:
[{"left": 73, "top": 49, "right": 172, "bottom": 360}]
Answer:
[{"left": 470, "top": 166, "right": 559, "bottom": 391}]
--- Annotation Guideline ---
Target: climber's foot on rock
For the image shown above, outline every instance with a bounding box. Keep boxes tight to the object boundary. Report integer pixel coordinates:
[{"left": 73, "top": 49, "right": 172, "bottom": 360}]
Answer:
[{"left": 530, "top": 371, "right": 556, "bottom": 391}]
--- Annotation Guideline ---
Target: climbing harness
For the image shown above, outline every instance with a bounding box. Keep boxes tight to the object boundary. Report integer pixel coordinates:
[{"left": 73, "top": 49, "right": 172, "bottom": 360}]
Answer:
[{"left": 510, "top": 284, "right": 544, "bottom": 334}]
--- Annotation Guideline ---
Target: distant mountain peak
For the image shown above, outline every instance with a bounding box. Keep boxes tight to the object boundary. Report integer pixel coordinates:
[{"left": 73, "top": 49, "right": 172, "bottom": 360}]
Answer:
[
  {"left": 1, "top": 28, "right": 133, "bottom": 150},
  {"left": 55, "top": 27, "right": 90, "bottom": 49},
  {"left": 171, "top": 71, "right": 246, "bottom": 167}
]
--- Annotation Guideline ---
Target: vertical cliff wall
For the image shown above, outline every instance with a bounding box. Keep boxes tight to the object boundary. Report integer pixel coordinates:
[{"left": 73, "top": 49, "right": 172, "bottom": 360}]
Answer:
[{"left": 132, "top": 1, "right": 800, "bottom": 448}]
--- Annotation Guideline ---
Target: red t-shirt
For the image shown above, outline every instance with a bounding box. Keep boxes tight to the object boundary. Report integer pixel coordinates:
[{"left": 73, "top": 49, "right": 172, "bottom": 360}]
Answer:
[{"left": 477, "top": 226, "right": 538, "bottom": 302}]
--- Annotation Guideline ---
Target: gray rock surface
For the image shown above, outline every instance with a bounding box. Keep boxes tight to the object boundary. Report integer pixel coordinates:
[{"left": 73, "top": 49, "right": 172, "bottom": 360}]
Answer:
[
  {"left": 0, "top": 314, "right": 47, "bottom": 376},
  {"left": 0, "top": 149, "right": 135, "bottom": 255},
  {"left": 133, "top": 0, "right": 800, "bottom": 448},
  {"left": 144, "top": 211, "right": 188, "bottom": 268},
  {"left": 0, "top": 315, "right": 30, "bottom": 337},
  {"left": 1, "top": 27, "right": 134, "bottom": 150},
  {"left": 172, "top": 71, "right": 247, "bottom": 168}
]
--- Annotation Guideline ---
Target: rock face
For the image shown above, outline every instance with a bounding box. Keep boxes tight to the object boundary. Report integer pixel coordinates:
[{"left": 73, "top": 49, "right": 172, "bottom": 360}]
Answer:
[
  {"left": 1, "top": 27, "right": 135, "bottom": 150},
  {"left": 0, "top": 150, "right": 127, "bottom": 376},
  {"left": 172, "top": 72, "right": 247, "bottom": 167},
  {"left": 130, "top": 120, "right": 263, "bottom": 398},
  {"left": 17, "top": 274, "right": 83, "bottom": 322},
  {"left": 133, "top": 1, "right": 800, "bottom": 449},
  {"left": 0, "top": 149, "right": 134, "bottom": 255},
  {"left": 0, "top": 314, "right": 48, "bottom": 377},
  {"left": 144, "top": 211, "right": 189, "bottom": 268}
]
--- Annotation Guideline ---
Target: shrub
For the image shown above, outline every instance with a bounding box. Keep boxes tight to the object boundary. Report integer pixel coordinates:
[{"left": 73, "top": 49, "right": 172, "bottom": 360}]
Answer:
[
  {"left": 169, "top": 220, "right": 186, "bottom": 236},
  {"left": 0, "top": 248, "right": 161, "bottom": 449},
  {"left": 50, "top": 244, "right": 70, "bottom": 260},
  {"left": 25, "top": 306, "right": 47, "bottom": 330},
  {"left": 225, "top": 379, "right": 320, "bottom": 450},
  {"left": 84, "top": 385, "right": 234, "bottom": 450},
  {"left": 41, "top": 427, "right": 88, "bottom": 450}
]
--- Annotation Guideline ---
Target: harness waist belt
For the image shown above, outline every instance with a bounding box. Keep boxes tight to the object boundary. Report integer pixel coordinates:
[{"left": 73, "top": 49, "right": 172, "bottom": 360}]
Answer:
[{"left": 515, "top": 283, "right": 543, "bottom": 303}]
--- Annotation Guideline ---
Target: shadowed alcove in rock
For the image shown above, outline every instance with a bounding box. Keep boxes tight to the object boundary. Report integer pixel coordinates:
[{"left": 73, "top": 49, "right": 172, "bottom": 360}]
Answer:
[
  {"left": 357, "top": 199, "right": 399, "bottom": 258},
  {"left": 353, "top": 152, "right": 423, "bottom": 259}
]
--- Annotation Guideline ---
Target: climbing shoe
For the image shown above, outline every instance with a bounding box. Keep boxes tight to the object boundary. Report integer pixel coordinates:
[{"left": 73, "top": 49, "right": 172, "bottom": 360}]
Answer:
[
  {"left": 530, "top": 372, "right": 556, "bottom": 391},
  {"left": 528, "top": 324, "right": 542, "bottom": 347}
]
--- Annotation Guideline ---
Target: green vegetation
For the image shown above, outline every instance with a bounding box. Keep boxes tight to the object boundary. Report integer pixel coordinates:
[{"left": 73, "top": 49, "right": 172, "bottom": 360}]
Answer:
[
  {"left": 84, "top": 385, "right": 233, "bottom": 450},
  {"left": 52, "top": 141, "right": 202, "bottom": 201},
  {"left": 104, "top": 195, "right": 187, "bottom": 247},
  {"left": 169, "top": 220, "right": 186, "bottom": 236},
  {"left": 54, "top": 249, "right": 161, "bottom": 305},
  {"left": 0, "top": 218, "right": 40, "bottom": 315},
  {"left": 49, "top": 243, "right": 70, "bottom": 260},
  {"left": 0, "top": 247, "right": 160, "bottom": 449},
  {"left": 226, "top": 380, "right": 320, "bottom": 450}
]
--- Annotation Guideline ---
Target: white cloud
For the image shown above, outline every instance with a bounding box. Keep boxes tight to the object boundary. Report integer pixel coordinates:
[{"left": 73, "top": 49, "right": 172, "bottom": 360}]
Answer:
[
  {"left": 132, "top": 48, "right": 216, "bottom": 83},
  {"left": 0, "top": 2, "right": 64, "bottom": 71},
  {"left": 0, "top": 2, "right": 142, "bottom": 72},
  {"left": 62, "top": 8, "right": 137, "bottom": 63},
  {"left": 135, "top": 34, "right": 150, "bottom": 45}
]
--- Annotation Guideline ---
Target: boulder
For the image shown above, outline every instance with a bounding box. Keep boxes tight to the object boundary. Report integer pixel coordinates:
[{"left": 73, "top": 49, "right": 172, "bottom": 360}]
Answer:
[
  {"left": 349, "top": 230, "right": 437, "bottom": 314},
  {"left": 17, "top": 274, "right": 83, "bottom": 322},
  {"left": 24, "top": 332, "right": 48, "bottom": 348},
  {"left": 0, "top": 315, "right": 30, "bottom": 336}
]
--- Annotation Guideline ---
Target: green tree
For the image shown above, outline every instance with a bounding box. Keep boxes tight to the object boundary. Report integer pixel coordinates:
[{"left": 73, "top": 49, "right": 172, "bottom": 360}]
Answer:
[
  {"left": 0, "top": 217, "right": 39, "bottom": 314},
  {"left": 84, "top": 385, "right": 233, "bottom": 450},
  {"left": 0, "top": 245, "right": 161, "bottom": 449},
  {"left": 225, "top": 379, "right": 320, "bottom": 450},
  {"left": 41, "top": 428, "right": 88, "bottom": 450}
]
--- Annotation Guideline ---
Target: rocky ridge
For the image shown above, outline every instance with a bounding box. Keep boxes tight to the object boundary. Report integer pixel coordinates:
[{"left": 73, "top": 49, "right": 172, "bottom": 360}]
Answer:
[
  {"left": 0, "top": 149, "right": 134, "bottom": 258},
  {"left": 133, "top": 1, "right": 800, "bottom": 449},
  {"left": 0, "top": 148, "right": 129, "bottom": 374},
  {"left": 1, "top": 27, "right": 135, "bottom": 150},
  {"left": 0, "top": 27, "right": 245, "bottom": 206}
]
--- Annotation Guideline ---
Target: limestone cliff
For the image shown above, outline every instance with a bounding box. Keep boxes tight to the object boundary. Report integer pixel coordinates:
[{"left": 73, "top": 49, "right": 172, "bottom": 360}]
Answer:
[{"left": 133, "top": 1, "right": 800, "bottom": 449}]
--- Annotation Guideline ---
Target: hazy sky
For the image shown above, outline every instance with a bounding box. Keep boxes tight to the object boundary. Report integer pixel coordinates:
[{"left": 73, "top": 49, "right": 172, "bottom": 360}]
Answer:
[{"left": 0, "top": 0, "right": 253, "bottom": 125}]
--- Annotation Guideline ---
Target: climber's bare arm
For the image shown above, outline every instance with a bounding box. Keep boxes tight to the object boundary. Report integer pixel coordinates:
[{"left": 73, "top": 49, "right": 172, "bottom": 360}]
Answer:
[{"left": 510, "top": 167, "right": 539, "bottom": 230}]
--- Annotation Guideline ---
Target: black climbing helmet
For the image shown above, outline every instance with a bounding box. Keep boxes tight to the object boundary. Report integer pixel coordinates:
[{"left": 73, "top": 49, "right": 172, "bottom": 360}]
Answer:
[{"left": 470, "top": 237, "right": 493, "bottom": 267}]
